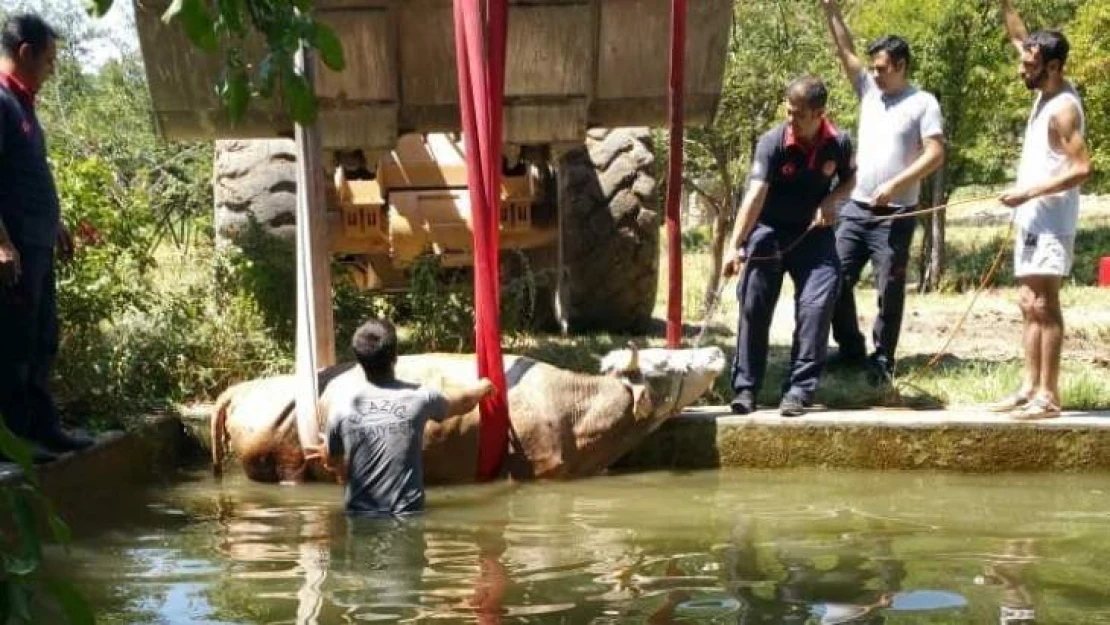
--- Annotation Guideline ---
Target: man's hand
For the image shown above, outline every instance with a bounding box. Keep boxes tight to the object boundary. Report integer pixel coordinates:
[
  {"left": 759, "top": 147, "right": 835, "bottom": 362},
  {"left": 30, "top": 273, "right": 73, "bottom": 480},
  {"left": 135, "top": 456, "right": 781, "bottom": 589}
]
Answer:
[
  {"left": 56, "top": 225, "right": 75, "bottom": 263},
  {"left": 870, "top": 180, "right": 903, "bottom": 207},
  {"left": 0, "top": 241, "right": 21, "bottom": 287},
  {"left": 722, "top": 247, "right": 747, "bottom": 279},
  {"left": 303, "top": 437, "right": 329, "bottom": 465},
  {"left": 478, "top": 378, "right": 497, "bottom": 398},
  {"left": 813, "top": 201, "right": 838, "bottom": 228},
  {"left": 999, "top": 187, "right": 1033, "bottom": 208}
]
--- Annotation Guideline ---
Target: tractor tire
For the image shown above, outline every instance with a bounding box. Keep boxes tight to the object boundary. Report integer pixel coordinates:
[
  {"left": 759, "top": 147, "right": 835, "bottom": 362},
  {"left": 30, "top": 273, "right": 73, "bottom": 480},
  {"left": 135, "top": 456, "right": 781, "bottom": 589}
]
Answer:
[
  {"left": 212, "top": 139, "right": 301, "bottom": 342},
  {"left": 557, "top": 128, "right": 659, "bottom": 334},
  {"left": 213, "top": 139, "right": 299, "bottom": 244}
]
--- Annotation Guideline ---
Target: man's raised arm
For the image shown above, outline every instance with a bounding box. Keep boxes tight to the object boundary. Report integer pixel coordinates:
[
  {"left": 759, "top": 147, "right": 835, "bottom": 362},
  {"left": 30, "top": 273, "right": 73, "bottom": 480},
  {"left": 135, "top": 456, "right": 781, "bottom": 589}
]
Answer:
[
  {"left": 444, "top": 379, "right": 497, "bottom": 417},
  {"left": 820, "top": 0, "right": 863, "bottom": 87},
  {"left": 999, "top": 0, "right": 1029, "bottom": 55}
]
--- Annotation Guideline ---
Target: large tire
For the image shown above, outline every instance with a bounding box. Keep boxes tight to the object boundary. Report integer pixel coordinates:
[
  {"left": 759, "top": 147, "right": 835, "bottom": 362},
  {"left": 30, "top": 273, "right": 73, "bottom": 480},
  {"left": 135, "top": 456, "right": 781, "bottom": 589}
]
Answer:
[
  {"left": 212, "top": 139, "right": 300, "bottom": 342},
  {"left": 557, "top": 128, "right": 659, "bottom": 334},
  {"left": 213, "top": 139, "right": 299, "bottom": 244}
]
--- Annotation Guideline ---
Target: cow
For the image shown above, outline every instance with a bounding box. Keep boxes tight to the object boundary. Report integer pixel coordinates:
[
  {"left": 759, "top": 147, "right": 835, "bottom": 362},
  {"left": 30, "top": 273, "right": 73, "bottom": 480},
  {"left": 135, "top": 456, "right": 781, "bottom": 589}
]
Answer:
[{"left": 211, "top": 345, "right": 726, "bottom": 484}]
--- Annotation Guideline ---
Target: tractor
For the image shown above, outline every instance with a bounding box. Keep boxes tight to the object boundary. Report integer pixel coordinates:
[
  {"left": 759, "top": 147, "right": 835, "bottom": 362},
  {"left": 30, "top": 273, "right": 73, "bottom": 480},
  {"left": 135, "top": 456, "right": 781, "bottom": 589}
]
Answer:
[{"left": 134, "top": 0, "right": 732, "bottom": 333}]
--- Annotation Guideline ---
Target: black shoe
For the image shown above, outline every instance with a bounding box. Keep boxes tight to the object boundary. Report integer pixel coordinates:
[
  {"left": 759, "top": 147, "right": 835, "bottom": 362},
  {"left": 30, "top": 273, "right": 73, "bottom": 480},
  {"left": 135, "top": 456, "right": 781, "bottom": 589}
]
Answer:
[
  {"left": 866, "top": 355, "right": 894, "bottom": 387},
  {"left": 825, "top": 348, "right": 868, "bottom": 370},
  {"left": 34, "top": 427, "right": 95, "bottom": 453},
  {"left": 779, "top": 394, "right": 807, "bottom": 417},
  {"left": 730, "top": 390, "right": 756, "bottom": 415}
]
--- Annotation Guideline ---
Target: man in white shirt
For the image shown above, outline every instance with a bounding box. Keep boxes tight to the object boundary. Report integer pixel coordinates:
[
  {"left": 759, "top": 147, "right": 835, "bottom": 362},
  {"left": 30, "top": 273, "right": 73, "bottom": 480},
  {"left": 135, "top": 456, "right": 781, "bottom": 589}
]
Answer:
[
  {"left": 991, "top": 0, "right": 1091, "bottom": 419},
  {"left": 819, "top": 0, "right": 946, "bottom": 385}
]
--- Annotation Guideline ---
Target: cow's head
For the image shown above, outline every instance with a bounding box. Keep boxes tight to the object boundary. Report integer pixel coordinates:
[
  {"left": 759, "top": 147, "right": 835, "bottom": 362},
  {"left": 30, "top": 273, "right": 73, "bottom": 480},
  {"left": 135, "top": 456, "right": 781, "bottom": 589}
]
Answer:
[{"left": 599, "top": 345, "right": 727, "bottom": 421}]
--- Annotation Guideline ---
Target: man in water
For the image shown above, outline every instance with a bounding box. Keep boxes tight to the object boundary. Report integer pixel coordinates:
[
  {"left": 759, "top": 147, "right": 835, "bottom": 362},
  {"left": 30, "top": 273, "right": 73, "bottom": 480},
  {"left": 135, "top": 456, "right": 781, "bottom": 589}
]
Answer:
[
  {"left": 306, "top": 318, "right": 495, "bottom": 515},
  {"left": 990, "top": 0, "right": 1091, "bottom": 420}
]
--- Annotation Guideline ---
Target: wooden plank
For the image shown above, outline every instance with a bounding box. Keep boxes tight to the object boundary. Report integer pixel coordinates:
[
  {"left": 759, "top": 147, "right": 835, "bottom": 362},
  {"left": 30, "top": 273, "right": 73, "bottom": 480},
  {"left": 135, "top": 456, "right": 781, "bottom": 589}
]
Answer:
[{"left": 294, "top": 46, "right": 337, "bottom": 455}]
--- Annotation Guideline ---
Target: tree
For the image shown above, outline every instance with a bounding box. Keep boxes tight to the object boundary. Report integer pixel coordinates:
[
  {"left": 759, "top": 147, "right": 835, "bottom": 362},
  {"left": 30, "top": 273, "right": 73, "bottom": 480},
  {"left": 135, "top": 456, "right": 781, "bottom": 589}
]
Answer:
[
  {"left": 88, "top": 0, "right": 345, "bottom": 123},
  {"left": 1067, "top": 0, "right": 1110, "bottom": 191}
]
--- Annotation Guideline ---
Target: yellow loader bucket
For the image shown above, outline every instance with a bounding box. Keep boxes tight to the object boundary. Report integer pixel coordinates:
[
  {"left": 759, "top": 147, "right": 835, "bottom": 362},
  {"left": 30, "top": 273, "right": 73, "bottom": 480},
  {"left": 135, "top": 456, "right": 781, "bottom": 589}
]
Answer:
[{"left": 134, "top": 0, "right": 732, "bottom": 150}]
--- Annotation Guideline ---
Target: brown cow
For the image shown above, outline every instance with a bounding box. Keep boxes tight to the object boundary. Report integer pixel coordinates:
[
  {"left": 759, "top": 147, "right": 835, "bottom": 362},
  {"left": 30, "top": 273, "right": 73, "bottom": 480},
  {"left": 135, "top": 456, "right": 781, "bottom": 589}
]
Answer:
[{"left": 211, "top": 346, "right": 726, "bottom": 484}]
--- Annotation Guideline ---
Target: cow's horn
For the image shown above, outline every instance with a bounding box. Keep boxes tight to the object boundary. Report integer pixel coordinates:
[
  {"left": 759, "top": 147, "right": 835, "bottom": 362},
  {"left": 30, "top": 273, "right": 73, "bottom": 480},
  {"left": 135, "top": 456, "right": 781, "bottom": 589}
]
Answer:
[{"left": 626, "top": 341, "right": 640, "bottom": 374}]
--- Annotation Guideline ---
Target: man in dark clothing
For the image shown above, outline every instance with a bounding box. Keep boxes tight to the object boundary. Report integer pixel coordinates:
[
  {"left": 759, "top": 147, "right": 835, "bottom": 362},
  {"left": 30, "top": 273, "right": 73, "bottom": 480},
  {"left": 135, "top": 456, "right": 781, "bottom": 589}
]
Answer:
[
  {"left": 723, "top": 76, "right": 856, "bottom": 417},
  {"left": 1, "top": 13, "right": 94, "bottom": 462}
]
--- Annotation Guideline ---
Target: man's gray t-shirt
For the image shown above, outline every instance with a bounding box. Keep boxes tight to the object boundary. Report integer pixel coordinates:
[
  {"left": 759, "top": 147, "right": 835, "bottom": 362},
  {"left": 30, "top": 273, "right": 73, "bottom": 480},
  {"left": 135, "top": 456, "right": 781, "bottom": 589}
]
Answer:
[
  {"left": 847, "top": 72, "right": 944, "bottom": 212},
  {"left": 326, "top": 381, "right": 449, "bottom": 516}
]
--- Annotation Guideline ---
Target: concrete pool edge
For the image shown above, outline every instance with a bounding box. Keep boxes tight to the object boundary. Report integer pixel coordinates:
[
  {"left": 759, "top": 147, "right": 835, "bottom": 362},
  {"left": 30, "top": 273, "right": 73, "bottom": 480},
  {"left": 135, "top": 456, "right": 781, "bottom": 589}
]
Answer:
[
  {"left": 6, "top": 405, "right": 1107, "bottom": 492},
  {"left": 170, "top": 403, "right": 1110, "bottom": 473},
  {"left": 615, "top": 406, "right": 1110, "bottom": 472},
  {"left": 0, "top": 413, "right": 203, "bottom": 500}
]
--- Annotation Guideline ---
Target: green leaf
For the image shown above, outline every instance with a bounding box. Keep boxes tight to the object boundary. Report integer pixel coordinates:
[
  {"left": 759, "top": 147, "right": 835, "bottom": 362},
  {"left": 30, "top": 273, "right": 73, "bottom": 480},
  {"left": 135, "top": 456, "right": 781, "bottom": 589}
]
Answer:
[
  {"left": 12, "top": 493, "right": 43, "bottom": 570},
  {"left": 0, "top": 421, "right": 34, "bottom": 472},
  {"left": 45, "top": 579, "right": 96, "bottom": 625},
  {"left": 9, "top": 583, "right": 32, "bottom": 623},
  {"left": 47, "top": 510, "right": 73, "bottom": 546},
  {"left": 313, "top": 23, "right": 345, "bottom": 72},
  {"left": 282, "top": 65, "right": 317, "bottom": 124},
  {"left": 4, "top": 555, "right": 38, "bottom": 577},
  {"left": 0, "top": 581, "right": 10, "bottom": 624},
  {"left": 164, "top": 0, "right": 219, "bottom": 53},
  {"left": 222, "top": 70, "right": 251, "bottom": 123},
  {"left": 216, "top": 0, "right": 246, "bottom": 35},
  {"left": 85, "top": 0, "right": 114, "bottom": 18}
]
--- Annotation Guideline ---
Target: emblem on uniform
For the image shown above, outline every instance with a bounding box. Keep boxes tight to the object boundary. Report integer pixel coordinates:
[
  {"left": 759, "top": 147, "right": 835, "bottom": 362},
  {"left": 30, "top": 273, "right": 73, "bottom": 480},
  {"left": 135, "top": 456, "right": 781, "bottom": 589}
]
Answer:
[
  {"left": 780, "top": 162, "right": 797, "bottom": 177},
  {"left": 822, "top": 160, "right": 837, "bottom": 176},
  {"left": 21, "top": 120, "right": 32, "bottom": 136}
]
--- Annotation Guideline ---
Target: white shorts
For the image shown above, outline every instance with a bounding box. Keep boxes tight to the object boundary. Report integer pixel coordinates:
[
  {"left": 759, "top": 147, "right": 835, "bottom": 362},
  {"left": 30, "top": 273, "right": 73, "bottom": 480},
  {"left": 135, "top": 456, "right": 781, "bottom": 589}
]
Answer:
[{"left": 1014, "top": 229, "right": 1075, "bottom": 277}]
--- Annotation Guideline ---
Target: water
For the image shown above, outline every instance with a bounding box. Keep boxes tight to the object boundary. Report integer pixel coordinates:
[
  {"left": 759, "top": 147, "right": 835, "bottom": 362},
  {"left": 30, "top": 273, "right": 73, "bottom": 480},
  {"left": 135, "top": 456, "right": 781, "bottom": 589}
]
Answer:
[{"left": 59, "top": 468, "right": 1110, "bottom": 624}]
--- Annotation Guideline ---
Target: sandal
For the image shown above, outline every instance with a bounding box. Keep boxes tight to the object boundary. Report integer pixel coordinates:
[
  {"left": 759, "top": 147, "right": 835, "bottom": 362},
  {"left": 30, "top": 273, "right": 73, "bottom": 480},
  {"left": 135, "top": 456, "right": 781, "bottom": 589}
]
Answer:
[
  {"left": 989, "top": 391, "right": 1031, "bottom": 413},
  {"left": 1011, "top": 396, "right": 1061, "bottom": 421}
]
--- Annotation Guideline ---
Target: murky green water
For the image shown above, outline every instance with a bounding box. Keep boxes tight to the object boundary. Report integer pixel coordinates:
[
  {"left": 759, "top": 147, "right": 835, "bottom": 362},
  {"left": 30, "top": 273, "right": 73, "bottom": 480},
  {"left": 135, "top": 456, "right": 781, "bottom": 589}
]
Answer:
[{"left": 58, "top": 468, "right": 1110, "bottom": 624}]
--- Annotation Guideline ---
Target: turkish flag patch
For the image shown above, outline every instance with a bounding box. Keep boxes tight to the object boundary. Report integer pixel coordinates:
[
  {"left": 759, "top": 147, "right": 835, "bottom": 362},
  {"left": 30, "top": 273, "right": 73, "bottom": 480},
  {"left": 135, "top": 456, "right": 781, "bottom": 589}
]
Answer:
[
  {"left": 780, "top": 162, "right": 797, "bottom": 177},
  {"left": 21, "top": 120, "right": 32, "bottom": 136},
  {"left": 822, "top": 160, "right": 837, "bottom": 176}
]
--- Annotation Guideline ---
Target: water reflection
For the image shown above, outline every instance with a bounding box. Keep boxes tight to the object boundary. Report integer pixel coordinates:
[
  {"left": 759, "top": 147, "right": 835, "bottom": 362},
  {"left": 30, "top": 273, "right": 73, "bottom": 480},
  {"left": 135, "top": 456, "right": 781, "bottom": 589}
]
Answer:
[
  {"left": 722, "top": 517, "right": 906, "bottom": 624},
  {"left": 60, "top": 469, "right": 1110, "bottom": 624},
  {"left": 978, "top": 538, "right": 1038, "bottom": 625}
]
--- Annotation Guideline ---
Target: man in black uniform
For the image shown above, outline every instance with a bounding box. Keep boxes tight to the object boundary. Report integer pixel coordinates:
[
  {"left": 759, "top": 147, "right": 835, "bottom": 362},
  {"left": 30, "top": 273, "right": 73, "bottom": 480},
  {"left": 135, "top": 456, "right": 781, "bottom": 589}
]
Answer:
[
  {"left": 1, "top": 14, "right": 94, "bottom": 462},
  {"left": 723, "top": 76, "right": 856, "bottom": 417}
]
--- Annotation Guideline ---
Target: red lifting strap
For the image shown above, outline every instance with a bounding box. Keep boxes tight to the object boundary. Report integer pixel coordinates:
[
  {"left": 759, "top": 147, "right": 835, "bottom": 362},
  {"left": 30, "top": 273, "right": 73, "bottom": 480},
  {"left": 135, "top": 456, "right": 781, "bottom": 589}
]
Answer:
[
  {"left": 665, "top": 0, "right": 687, "bottom": 348},
  {"left": 453, "top": 0, "right": 511, "bottom": 481}
]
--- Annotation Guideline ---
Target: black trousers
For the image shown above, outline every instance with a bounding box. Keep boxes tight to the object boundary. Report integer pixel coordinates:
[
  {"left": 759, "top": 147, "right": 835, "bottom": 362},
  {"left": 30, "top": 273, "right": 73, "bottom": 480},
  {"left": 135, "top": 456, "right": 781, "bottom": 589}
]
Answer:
[
  {"left": 0, "top": 244, "right": 61, "bottom": 441},
  {"left": 831, "top": 206, "right": 916, "bottom": 364},
  {"left": 731, "top": 225, "right": 840, "bottom": 402}
]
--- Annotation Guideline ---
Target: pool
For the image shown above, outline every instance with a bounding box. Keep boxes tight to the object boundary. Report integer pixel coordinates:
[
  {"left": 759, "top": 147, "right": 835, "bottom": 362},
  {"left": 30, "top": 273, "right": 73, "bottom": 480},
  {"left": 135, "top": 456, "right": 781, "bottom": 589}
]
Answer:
[{"left": 59, "top": 468, "right": 1110, "bottom": 624}]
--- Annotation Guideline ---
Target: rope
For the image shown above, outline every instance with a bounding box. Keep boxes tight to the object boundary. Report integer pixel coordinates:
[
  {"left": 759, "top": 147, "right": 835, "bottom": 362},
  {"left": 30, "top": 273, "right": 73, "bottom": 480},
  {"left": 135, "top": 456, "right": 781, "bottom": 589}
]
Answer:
[
  {"left": 693, "top": 193, "right": 1005, "bottom": 363},
  {"left": 894, "top": 221, "right": 1014, "bottom": 387}
]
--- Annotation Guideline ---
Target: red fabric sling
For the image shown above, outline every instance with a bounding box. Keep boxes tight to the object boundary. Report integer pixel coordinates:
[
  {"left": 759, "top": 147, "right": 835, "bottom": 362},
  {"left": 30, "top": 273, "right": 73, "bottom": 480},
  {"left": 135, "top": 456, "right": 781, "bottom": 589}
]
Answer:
[
  {"left": 665, "top": 0, "right": 687, "bottom": 347},
  {"left": 453, "top": 0, "right": 511, "bottom": 481}
]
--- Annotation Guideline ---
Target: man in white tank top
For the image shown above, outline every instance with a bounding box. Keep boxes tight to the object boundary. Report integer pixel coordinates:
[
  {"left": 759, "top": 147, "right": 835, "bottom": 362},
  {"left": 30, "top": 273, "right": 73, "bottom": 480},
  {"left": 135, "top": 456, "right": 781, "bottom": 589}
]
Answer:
[{"left": 992, "top": 0, "right": 1092, "bottom": 419}]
